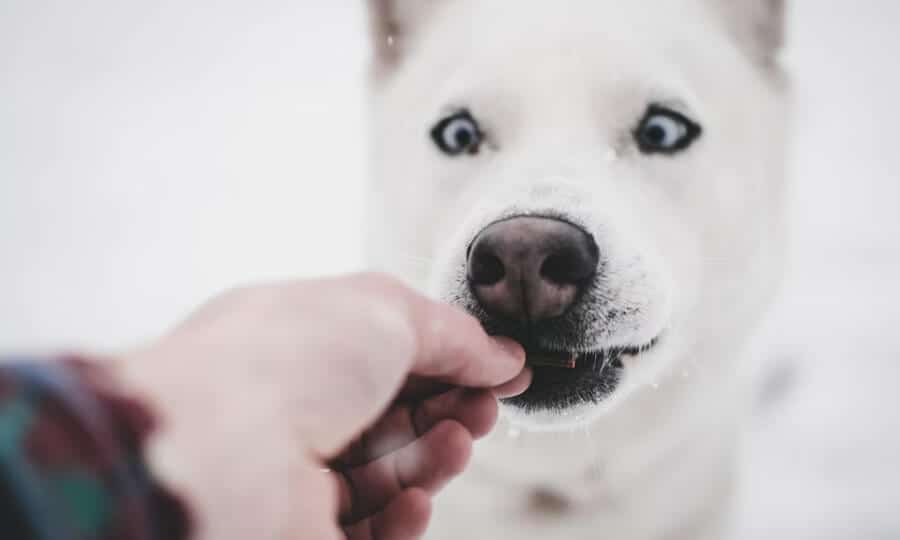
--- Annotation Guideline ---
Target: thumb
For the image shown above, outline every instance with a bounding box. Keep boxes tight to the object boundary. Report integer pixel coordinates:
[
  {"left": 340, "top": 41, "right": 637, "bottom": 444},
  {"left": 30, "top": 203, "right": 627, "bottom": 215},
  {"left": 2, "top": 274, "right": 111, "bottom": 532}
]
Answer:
[{"left": 293, "top": 273, "right": 524, "bottom": 458}]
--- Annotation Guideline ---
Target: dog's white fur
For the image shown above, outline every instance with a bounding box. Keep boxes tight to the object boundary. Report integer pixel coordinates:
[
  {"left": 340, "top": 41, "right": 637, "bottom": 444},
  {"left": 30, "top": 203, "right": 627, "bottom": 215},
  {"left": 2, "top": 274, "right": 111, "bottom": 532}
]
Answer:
[{"left": 364, "top": 1, "right": 789, "bottom": 538}]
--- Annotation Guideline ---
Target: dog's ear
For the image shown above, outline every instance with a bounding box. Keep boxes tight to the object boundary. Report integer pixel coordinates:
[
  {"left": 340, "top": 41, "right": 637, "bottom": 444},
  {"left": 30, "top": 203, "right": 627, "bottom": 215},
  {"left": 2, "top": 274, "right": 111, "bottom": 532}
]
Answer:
[
  {"left": 708, "top": 0, "right": 787, "bottom": 68},
  {"left": 365, "top": 0, "right": 444, "bottom": 73}
]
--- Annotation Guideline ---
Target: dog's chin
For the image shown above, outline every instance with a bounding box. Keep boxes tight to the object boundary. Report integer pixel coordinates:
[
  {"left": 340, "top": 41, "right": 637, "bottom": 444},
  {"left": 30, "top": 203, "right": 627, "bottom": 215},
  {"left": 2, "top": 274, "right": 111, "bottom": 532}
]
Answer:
[{"left": 500, "top": 340, "right": 659, "bottom": 422}]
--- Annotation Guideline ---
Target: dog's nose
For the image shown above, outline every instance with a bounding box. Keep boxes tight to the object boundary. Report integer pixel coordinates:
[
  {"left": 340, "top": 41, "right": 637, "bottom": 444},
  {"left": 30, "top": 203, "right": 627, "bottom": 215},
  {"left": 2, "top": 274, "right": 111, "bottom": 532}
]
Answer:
[{"left": 467, "top": 217, "right": 599, "bottom": 323}]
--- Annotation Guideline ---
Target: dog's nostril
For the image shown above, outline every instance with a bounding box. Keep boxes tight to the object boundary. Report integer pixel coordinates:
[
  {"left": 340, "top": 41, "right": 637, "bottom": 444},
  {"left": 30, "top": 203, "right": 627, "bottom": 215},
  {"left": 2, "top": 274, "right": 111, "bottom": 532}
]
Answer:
[
  {"left": 468, "top": 251, "right": 505, "bottom": 286},
  {"left": 465, "top": 216, "right": 599, "bottom": 323},
  {"left": 540, "top": 247, "right": 595, "bottom": 285}
]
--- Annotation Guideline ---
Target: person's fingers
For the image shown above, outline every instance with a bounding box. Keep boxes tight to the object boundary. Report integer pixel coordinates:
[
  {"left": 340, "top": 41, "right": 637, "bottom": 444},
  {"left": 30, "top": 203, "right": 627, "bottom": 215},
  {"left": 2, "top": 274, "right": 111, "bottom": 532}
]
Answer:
[
  {"left": 335, "top": 420, "right": 472, "bottom": 524},
  {"left": 350, "top": 273, "right": 526, "bottom": 388},
  {"left": 342, "top": 488, "right": 431, "bottom": 540},
  {"left": 395, "top": 376, "right": 452, "bottom": 401},
  {"left": 414, "top": 389, "right": 497, "bottom": 440},
  {"left": 334, "top": 389, "right": 497, "bottom": 468},
  {"left": 409, "top": 308, "right": 526, "bottom": 387},
  {"left": 290, "top": 464, "right": 345, "bottom": 540},
  {"left": 290, "top": 273, "right": 523, "bottom": 458},
  {"left": 493, "top": 367, "right": 533, "bottom": 398}
]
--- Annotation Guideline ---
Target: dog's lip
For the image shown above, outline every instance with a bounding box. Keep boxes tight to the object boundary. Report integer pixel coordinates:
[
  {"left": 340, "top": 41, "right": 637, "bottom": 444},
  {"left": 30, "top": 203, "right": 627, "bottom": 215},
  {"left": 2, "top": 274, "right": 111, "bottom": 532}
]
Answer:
[
  {"left": 500, "top": 336, "right": 662, "bottom": 410},
  {"left": 525, "top": 336, "right": 660, "bottom": 370}
]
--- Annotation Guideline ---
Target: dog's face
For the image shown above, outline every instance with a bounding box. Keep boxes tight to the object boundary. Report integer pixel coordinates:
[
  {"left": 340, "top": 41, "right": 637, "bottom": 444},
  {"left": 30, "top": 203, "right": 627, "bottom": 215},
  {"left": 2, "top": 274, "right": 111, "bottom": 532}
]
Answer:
[{"left": 365, "top": 0, "right": 788, "bottom": 429}]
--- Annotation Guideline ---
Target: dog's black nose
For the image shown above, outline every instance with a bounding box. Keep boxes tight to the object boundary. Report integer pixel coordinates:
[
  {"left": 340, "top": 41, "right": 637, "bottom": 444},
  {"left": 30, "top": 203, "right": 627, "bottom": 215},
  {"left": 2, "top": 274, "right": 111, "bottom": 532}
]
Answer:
[{"left": 467, "top": 217, "right": 599, "bottom": 323}]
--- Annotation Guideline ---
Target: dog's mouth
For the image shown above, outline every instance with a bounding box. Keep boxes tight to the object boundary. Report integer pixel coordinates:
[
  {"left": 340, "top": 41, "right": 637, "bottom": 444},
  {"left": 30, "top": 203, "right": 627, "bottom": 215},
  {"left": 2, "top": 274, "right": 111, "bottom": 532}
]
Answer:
[{"left": 501, "top": 339, "right": 659, "bottom": 412}]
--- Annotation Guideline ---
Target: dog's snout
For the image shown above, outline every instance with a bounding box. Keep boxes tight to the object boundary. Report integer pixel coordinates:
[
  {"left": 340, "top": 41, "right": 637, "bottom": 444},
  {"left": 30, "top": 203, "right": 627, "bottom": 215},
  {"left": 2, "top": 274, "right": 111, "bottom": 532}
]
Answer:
[{"left": 467, "top": 217, "right": 599, "bottom": 323}]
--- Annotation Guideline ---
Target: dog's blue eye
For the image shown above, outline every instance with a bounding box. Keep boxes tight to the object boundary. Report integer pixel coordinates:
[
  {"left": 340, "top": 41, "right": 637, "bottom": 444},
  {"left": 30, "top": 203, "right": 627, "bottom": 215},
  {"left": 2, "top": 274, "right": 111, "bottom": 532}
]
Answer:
[
  {"left": 635, "top": 106, "right": 701, "bottom": 154},
  {"left": 431, "top": 111, "right": 483, "bottom": 156}
]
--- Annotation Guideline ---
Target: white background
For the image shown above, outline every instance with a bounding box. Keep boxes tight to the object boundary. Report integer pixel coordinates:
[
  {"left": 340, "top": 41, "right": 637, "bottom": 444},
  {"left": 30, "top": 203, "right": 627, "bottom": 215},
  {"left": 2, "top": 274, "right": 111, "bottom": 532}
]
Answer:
[
  {"left": 1, "top": 2, "right": 369, "bottom": 351},
  {"left": 2, "top": 1, "right": 898, "bottom": 538}
]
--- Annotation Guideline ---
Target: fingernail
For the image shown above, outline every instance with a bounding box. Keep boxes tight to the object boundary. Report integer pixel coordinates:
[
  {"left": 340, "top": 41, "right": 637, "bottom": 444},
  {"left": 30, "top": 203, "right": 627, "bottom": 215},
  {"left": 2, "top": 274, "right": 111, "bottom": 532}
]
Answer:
[
  {"left": 493, "top": 367, "right": 533, "bottom": 398},
  {"left": 492, "top": 336, "right": 525, "bottom": 363}
]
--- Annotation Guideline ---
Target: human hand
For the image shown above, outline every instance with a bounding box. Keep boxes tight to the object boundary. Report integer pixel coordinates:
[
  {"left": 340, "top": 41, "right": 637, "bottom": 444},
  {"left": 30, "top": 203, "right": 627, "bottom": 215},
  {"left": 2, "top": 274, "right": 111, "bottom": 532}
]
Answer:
[{"left": 116, "top": 273, "right": 529, "bottom": 539}]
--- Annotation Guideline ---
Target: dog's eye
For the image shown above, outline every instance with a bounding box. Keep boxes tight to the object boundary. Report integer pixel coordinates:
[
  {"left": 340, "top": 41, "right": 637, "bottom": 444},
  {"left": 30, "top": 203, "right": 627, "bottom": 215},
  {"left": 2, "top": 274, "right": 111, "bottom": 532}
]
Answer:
[
  {"left": 634, "top": 106, "right": 701, "bottom": 154},
  {"left": 431, "top": 110, "right": 483, "bottom": 156}
]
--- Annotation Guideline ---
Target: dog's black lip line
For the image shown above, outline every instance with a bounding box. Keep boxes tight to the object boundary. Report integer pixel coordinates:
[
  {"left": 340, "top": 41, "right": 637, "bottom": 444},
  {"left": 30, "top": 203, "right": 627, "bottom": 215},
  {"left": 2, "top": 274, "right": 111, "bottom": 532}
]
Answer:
[
  {"left": 500, "top": 335, "right": 662, "bottom": 411},
  {"left": 526, "top": 335, "right": 661, "bottom": 368}
]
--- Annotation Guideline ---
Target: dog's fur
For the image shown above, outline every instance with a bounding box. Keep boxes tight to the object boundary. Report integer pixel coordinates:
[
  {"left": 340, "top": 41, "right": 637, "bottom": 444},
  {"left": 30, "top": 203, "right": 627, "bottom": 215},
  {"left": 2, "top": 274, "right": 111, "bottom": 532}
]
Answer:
[{"left": 363, "top": 1, "right": 789, "bottom": 538}]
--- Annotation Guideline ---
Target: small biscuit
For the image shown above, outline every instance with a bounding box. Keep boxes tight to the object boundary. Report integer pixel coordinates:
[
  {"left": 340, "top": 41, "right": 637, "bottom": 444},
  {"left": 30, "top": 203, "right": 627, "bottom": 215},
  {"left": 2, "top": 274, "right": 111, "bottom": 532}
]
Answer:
[{"left": 527, "top": 351, "right": 578, "bottom": 369}]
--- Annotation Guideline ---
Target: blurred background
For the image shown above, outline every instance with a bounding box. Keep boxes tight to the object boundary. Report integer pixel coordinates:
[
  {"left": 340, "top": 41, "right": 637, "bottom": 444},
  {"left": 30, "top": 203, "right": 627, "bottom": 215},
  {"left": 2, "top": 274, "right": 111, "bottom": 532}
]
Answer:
[{"left": 1, "top": 1, "right": 898, "bottom": 538}]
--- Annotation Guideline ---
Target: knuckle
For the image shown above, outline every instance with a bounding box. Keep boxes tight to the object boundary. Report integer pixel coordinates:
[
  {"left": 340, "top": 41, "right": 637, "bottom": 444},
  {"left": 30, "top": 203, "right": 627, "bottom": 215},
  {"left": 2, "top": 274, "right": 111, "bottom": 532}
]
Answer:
[
  {"left": 354, "top": 271, "right": 408, "bottom": 295},
  {"left": 184, "top": 283, "right": 262, "bottom": 325},
  {"left": 362, "top": 299, "right": 417, "bottom": 360},
  {"left": 348, "top": 274, "right": 420, "bottom": 353},
  {"left": 212, "top": 284, "right": 252, "bottom": 307},
  {"left": 217, "top": 282, "right": 274, "bottom": 309}
]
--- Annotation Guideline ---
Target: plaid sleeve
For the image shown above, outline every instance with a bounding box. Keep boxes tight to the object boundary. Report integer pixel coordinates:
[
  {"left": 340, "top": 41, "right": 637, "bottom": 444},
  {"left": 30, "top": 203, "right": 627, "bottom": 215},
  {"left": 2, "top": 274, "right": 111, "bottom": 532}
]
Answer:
[{"left": 0, "top": 357, "right": 192, "bottom": 540}]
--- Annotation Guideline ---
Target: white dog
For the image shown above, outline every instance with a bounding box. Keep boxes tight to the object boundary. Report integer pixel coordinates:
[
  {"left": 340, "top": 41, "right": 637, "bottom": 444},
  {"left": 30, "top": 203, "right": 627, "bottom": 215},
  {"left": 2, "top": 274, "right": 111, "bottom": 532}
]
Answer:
[{"left": 363, "top": 1, "right": 789, "bottom": 538}]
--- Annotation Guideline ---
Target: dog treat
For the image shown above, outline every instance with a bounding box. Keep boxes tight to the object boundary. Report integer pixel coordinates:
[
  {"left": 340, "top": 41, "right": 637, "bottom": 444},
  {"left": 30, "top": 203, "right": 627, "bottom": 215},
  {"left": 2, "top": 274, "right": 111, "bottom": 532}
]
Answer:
[{"left": 527, "top": 350, "right": 578, "bottom": 369}]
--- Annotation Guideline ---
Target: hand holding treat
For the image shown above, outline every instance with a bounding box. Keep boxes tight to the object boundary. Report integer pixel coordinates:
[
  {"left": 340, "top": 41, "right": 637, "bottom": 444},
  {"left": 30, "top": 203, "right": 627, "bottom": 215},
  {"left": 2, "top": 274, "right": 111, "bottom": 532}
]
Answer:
[{"left": 117, "top": 273, "right": 529, "bottom": 540}]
